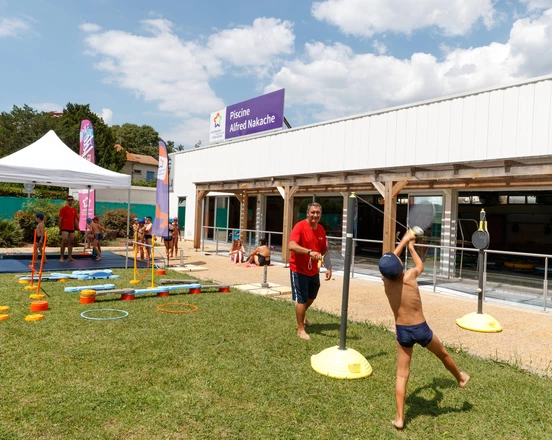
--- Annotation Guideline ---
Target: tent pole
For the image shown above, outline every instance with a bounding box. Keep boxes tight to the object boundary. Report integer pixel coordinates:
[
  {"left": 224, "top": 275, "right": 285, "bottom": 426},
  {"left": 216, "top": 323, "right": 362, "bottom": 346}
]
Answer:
[
  {"left": 85, "top": 186, "right": 91, "bottom": 252},
  {"left": 125, "top": 187, "right": 131, "bottom": 269}
]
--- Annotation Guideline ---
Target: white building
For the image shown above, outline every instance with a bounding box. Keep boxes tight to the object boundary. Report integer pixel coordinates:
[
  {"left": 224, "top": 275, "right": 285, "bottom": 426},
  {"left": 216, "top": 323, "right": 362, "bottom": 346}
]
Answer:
[{"left": 170, "top": 74, "right": 552, "bottom": 278}]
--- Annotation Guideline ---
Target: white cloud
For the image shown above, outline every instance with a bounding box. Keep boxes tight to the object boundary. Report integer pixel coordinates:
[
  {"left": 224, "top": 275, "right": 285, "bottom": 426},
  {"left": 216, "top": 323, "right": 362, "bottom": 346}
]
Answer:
[
  {"left": 29, "top": 102, "right": 63, "bottom": 112},
  {"left": 0, "top": 16, "right": 32, "bottom": 38},
  {"left": 80, "top": 23, "right": 102, "bottom": 33},
  {"left": 162, "top": 117, "right": 208, "bottom": 148},
  {"left": 311, "top": 0, "right": 495, "bottom": 37},
  {"left": 99, "top": 108, "right": 113, "bottom": 125},
  {"left": 520, "top": 0, "right": 552, "bottom": 11},
  {"left": 266, "top": 8, "right": 552, "bottom": 121},
  {"left": 82, "top": 17, "right": 294, "bottom": 145},
  {"left": 372, "top": 40, "right": 387, "bottom": 55},
  {"left": 207, "top": 17, "right": 294, "bottom": 70}
]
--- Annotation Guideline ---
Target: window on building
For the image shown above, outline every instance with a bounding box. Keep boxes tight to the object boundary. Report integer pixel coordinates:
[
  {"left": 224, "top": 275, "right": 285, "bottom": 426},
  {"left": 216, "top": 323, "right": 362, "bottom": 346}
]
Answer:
[{"left": 146, "top": 171, "right": 155, "bottom": 182}]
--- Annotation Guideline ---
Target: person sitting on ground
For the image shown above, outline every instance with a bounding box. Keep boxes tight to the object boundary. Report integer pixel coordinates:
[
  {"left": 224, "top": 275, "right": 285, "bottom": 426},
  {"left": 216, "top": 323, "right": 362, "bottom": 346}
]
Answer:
[
  {"left": 90, "top": 216, "right": 106, "bottom": 261},
  {"left": 229, "top": 238, "right": 245, "bottom": 264},
  {"left": 247, "top": 237, "right": 271, "bottom": 266},
  {"left": 33, "top": 213, "right": 47, "bottom": 263},
  {"left": 379, "top": 231, "right": 469, "bottom": 430}
]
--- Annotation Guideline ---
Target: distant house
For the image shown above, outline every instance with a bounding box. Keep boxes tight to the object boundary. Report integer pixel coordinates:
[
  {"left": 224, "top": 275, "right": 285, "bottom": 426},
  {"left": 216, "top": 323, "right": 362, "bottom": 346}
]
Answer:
[{"left": 115, "top": 144, "right": 158, "bottom": 183}]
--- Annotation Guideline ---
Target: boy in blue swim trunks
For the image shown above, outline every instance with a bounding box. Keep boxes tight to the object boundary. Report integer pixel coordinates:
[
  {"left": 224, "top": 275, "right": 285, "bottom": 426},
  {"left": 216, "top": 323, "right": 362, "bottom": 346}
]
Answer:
[{"left": 379, "top": 232, "right": 469, "bottom": 430}]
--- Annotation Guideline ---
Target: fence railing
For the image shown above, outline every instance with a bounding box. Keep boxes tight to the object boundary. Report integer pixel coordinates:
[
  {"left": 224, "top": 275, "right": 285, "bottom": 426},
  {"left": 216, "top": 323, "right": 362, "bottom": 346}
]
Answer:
[{"left": 200, "top": 226, "right": 552, "bottom": 312}]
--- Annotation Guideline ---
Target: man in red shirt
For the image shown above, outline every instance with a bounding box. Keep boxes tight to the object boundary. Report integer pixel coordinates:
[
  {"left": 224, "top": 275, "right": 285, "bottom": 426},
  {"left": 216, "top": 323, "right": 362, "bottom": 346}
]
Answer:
[
  {"left": 289, "top": 202, "right": 332, "bottom": 340},
  {"left": 58, "top": 195, "right": 79, "bottom": 262}
]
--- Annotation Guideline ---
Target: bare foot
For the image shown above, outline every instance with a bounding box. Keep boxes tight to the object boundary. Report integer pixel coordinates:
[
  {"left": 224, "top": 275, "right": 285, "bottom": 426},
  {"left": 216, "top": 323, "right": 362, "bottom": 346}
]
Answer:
[
  {"left": 392, "top": 418, "right": 404, "bottom": 430},
  {"left": 458, "top": 372, "right": 470, "bottom": 388},
  {"left": 297, "top": 330, "right": 310, "bottom": 340},
  {"left": 304, "top": 319, "right": 311, "bottom": 327},
  {"left": 67, "top": 257, "right": 75, "bottom": 262},
  {"left": 60, "top": 258, "right": 64, "bottom": 262},
  {"left": 96, "top": 256, "right": 102, "bottom": 261}
]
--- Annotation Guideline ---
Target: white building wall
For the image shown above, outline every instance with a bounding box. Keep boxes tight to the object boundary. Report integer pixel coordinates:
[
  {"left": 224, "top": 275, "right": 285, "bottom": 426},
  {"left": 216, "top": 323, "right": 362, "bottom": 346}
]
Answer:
[{"left": 171, "top": 75, "right": 552, "bottom": 240}]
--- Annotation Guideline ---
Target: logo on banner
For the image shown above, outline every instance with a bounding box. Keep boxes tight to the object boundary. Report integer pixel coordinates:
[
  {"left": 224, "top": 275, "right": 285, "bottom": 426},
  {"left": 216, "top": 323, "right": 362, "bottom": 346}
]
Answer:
[
  {"left": 209, "top": 108, "right": 226, "bottom": 143},
  {"left": 158, "top": 156, "right": 168, "bottom": 181},
  {"left": 213, "top": 112, "right": 222, "bottom": 128}
]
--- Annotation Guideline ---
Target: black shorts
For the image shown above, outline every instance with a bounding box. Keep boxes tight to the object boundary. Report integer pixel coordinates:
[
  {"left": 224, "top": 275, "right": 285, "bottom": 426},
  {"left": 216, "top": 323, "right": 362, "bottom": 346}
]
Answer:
[
  {"left": 290, "top": 271, "right": 320, "bottom": 304},
  {"left": 258, "top": 255, "right": 270, "bottom": 266}
]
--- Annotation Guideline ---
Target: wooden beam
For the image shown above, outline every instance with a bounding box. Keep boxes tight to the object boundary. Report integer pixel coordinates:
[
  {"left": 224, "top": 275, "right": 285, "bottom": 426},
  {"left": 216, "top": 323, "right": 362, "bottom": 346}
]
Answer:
[
  {"left": 392, "top": 180, "right": 409, "bottom": 198},
  {"left": 239, "top": 192, "right": 248, "bottom": 236},
  {"left": 193, "top": 189, "right": 208, "bottom": 249},
  {"left": 280, "top": 185, "right": 299, "bottom": 264},
  {"left": 382, "top": 181, "right": 397, "bottom": 254},
  {"left": 372, "top": 181, "right": 385, "bottom": 198}
]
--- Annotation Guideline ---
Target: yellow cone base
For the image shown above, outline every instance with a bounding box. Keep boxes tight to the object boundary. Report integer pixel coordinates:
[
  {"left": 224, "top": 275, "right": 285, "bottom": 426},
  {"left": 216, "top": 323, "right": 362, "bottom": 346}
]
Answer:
[
  {"left": 24, "top": 285, "right": 38, "bottom": 290},
  {"left": 129, "top": 280, "right": 141, "bottom": 285},
  {"left": 311, "top": 346, "right": 372, "bottom": 379},
  {"left": 456, "top": 312, "right": 502, "bottom": 333}
]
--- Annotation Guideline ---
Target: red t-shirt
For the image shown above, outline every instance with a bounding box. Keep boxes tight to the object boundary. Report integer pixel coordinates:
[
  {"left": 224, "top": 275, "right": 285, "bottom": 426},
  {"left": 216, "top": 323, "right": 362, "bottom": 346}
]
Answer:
[
  {"left": 289, "top": 220, "right": 328, "bottom": 276},
  {"left": 59, "top": 206, "right": 78, "bottom": 230}
]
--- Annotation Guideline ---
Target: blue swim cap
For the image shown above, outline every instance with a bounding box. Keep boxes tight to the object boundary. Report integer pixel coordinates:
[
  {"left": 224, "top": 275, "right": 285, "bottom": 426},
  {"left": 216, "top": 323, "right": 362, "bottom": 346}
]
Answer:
[
  {"left": 138, "top": 218, "right": 145, "bottom": 224},
  {"left": 86, "top": 218, "right": 92, "bottom": 222},
  {"left": 379, "top": 252, "right": 404, "bottom": 280},
  {"left": 36, "top": 213, "right": 44, "bottom": 220}
]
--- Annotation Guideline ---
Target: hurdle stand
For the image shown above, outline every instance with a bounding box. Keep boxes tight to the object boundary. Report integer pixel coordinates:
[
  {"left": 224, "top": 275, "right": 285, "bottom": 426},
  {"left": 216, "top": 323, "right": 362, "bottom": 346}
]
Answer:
[{"left": 25, "top": 231, "right": 48, "bottom": 294}]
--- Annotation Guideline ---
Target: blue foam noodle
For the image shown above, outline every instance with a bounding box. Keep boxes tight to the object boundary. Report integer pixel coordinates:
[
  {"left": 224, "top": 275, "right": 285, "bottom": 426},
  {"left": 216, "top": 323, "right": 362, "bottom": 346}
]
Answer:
[
  {"left": 165, "top": 283, "right": 201, "bottom": 291},
  {"left": 64, "top": 283, "right": 116, "bottom": 292}
]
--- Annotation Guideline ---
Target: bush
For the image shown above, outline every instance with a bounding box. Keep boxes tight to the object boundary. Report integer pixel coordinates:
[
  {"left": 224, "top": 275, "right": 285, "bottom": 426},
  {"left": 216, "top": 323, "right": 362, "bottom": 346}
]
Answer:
[
  {"left": 0, "top": 183, "right": 68, "bottom": 199},
  {"left": 45, "top": 227, "right": 62, "bottom": 247},
  {"left": 0, "top": 219, "right": 24, "bottom": 247},
  {"left": 100, "top": 208, "right": 137, "bottom": 238},
  {"left": 14, "top": 199, "right": 63, "bottom": 243}
]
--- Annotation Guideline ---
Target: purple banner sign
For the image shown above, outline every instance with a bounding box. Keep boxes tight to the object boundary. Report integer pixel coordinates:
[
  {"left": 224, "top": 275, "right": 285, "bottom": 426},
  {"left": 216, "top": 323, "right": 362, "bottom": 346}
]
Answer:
[
  {"left": 225, "top": 89, "right": 284, "bottom": 140},
  {"left": 78, "top": 120, "right": 94, "bottom": 231},
  {"left": 152, "top": 140, "right": 169, "bottom": 238}
]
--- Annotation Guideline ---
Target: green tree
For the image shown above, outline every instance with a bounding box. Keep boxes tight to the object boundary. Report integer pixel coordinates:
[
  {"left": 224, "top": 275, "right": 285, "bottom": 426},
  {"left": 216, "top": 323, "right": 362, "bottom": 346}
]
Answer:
[
  {"left": 53, "top": 103, "right": 126, "bottom": 171},
  {"left": 0, "top": 105, "right": 54, "bottom": 158},
  {"left": 111, "top": 123, "right": 160, "bottom": 157}
]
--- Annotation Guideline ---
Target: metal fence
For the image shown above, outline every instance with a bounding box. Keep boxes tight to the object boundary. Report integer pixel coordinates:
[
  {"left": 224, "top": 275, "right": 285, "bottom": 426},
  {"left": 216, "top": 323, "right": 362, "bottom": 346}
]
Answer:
[{"left": 200, "top": 226, "right": 552, "bottom": 312}]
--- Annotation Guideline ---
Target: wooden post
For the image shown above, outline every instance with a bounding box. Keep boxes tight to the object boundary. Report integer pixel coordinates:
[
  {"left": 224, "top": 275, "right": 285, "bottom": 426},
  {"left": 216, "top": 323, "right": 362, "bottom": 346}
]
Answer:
[
  {"left": 382, "top": 180, "right": 409, "bottom": 254},
  {"left": 193, "top": 189, "right": 208, "bottom": 249},
  {"left": 239, "top": 192, "right": 248, "bottom": 238},
  {"left": 279, "top": 185, "right": 299, "bottom": 265}
]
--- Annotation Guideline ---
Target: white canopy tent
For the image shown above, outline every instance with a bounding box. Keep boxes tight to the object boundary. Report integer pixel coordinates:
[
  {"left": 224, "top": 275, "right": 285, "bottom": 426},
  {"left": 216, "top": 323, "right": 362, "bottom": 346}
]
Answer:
[
  {"left": 0, "top": 130, "right": 131, "bottom": 189},
  {"left": 0, "top": 130, "right": 132, "bottom": 265}
]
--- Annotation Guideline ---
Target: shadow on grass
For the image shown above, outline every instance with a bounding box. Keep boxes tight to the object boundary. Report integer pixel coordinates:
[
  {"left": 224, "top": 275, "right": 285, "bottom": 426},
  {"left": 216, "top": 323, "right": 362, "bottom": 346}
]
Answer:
[
  {"left": 308, "top": 322, "right": 361, "bottom": 341},
  {"left": 404, "top": 377, "right": 473, "bottom": 427}
]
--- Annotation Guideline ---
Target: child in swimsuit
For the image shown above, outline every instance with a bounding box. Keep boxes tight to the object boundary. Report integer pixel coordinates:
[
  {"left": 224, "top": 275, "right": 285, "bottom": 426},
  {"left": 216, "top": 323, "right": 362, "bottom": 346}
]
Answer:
[
  {"left": 163, "top": 219, "right": 174, "bottom": 260},
  {"left": 90, "top": 216, "right": 106, "bottom": 261},
  {"left": 33, "top": 213, "right": 47, "bottom": 263},
  {"left": 379, "top": 232, "right": 469, "bottom": 430}
]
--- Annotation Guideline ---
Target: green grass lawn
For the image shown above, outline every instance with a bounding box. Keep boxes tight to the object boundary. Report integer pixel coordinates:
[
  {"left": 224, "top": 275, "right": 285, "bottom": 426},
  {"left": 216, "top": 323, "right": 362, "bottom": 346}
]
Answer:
[{"left": 0, "top": 269, "right": 551, "bottom": 439}]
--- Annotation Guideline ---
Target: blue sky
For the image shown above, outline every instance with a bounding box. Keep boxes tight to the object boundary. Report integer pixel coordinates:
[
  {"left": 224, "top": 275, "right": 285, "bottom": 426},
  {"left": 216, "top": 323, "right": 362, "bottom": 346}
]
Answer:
[{"left": 2, "top": 0, "right": 552, "bottom": 147}]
